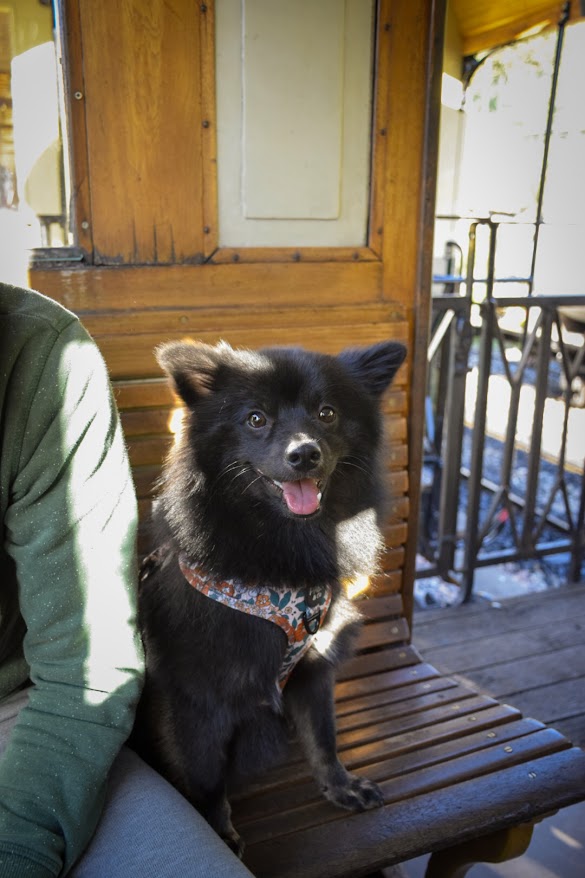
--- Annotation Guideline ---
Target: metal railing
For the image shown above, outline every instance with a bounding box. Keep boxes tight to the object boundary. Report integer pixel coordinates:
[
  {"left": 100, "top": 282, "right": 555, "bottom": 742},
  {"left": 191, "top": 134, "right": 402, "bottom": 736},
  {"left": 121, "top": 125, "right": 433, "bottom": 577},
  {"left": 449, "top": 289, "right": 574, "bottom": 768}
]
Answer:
[
  {"left": 418, "top": 6, "right": 585, "bottom": 600},
  {"left": 418, "top": 221, "right": 585, "bottom": 600}
]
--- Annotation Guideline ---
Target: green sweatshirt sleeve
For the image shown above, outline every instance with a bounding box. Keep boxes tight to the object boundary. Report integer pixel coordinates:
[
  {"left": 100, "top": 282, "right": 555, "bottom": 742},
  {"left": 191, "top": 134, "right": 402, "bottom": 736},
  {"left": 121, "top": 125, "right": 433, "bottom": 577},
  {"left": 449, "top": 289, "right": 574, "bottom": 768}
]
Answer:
[{"left": 0, "top": 312, "right": 144, "bottom": 876}]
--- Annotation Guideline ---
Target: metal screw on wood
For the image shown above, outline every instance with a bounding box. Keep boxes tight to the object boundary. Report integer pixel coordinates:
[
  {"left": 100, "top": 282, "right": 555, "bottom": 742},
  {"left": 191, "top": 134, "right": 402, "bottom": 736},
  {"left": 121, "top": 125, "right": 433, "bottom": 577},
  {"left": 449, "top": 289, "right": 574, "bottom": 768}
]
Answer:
[
  {"left": 504, "top": 746, "right": 514, "bottom": 753},
  {"left": 81, "top": 220, "right": 89, "bottom": 230},
  {"left": 74, "top": 91, "right": 83, "bottom": 100}
]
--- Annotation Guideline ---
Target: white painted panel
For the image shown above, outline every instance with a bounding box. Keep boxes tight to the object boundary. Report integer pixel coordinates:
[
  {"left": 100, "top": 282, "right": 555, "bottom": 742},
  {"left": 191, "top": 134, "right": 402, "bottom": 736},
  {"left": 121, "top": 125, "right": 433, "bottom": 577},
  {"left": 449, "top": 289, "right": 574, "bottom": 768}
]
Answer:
[
  {"left": 216, "top": 0, "right": 374, "bottom": 247},
  {"left": 243, "top": 0, "right": 343, "bottom": 219}
]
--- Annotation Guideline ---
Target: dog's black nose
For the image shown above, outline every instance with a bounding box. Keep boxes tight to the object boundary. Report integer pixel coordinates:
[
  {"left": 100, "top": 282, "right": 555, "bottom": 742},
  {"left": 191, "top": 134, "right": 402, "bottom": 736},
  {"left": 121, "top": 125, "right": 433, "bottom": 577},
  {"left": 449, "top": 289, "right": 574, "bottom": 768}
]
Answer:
[{"left": 286, "top": 440, "right": 322, "bottom": 471}]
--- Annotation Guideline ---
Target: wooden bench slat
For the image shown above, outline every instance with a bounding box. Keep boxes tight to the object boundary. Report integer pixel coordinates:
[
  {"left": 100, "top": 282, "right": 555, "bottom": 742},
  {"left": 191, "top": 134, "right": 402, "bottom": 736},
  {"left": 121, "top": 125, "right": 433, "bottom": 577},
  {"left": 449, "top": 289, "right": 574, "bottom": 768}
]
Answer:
[
  {"left": 239, "top": 727, "right": 569, "bottom": 847},
  {"left": 128, "top": 436, "right": 173, "bottom": 467},
  {"left": 242, "top": 746, "right": 585, "bottom": 877},
  {"left": 337, "top": 664, "right": 445, "bottom": 703},
  {"left": 114, "top": 379, "right": 174, "bottom": 409},
  {"left": 337, "top": 703, "right": 521, "bottom": 772},
  {"left": 115, "top": 378, "right": 406, "bottom": 415},
  {"left": 99, "top": 324, "right": 409, "bottom": 379},
  {"left": 336, "top": 648, "right": 427, "bottom": 686},
  {"left": 132, "top": 465, "right": 161, "bottom": 498},
  {"left": 357, "top": 618, "right": 409, "bottom": 651},
  {"left": 385, "top": 496, "right": 409, "bottom": 522},
  {"left": 383, "top": 443, "right": 409, "bottom": 468},
  {"left": 357, "top": 594, "right": 404, "bottom": 621},
  {"left": 367, "top": 571, "right": 403, "bottom": 595},
  {"left": 121, "top": 408, "right": 174, "bottom": 436},
  {"left": 335, "top": 683, "right": 476, "bottom": 732},
  {"left": 336, "top": 694, "right": 503, "bottom": 751},
  {"left": 379, "top": 546, "right": 405, "bottom": 572},
  {"left": 335, "top": 675, "right": 457, "bottom": 718}
]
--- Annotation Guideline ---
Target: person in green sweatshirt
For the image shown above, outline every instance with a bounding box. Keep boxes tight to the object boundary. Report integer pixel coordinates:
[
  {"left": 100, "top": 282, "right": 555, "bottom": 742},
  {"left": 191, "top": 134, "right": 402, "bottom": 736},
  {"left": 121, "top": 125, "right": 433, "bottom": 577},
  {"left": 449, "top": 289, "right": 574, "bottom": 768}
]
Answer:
[{"left": 0, "top": 283, "right": 254, "bottom": 877}]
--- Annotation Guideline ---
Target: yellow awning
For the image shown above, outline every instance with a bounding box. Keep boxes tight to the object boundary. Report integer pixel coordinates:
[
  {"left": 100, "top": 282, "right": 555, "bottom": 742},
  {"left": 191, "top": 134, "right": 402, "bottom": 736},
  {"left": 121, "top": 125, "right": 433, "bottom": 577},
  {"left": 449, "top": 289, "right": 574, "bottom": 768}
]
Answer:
[{"left": 452, "top": 0, "right": 584, "bottom": 55}]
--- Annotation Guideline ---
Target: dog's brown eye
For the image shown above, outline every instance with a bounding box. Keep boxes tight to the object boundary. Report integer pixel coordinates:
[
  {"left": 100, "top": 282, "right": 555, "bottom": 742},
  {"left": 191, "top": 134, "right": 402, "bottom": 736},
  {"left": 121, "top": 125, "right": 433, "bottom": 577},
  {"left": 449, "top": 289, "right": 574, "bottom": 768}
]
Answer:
[
  {"left": 247, "top": 411, "right": 267, "bottom": 429},
  {"left": 319, "top": 406, "right": 336, "bottom": 423}
]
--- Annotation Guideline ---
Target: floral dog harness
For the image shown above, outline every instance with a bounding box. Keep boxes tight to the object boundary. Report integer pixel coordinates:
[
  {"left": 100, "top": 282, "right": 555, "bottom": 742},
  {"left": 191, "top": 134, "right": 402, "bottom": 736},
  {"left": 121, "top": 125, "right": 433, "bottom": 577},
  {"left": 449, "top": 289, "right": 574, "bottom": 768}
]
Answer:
[{"left": 179, "top": 556, "right": 332, "bottom": 688}]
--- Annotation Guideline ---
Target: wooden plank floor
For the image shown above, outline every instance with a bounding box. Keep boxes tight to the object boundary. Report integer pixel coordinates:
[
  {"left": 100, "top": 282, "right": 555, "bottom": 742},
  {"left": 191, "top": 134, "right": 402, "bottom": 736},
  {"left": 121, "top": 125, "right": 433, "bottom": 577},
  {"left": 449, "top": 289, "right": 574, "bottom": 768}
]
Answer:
[{"left": 412, "top": 582, "right": 585, "bottom": 748}]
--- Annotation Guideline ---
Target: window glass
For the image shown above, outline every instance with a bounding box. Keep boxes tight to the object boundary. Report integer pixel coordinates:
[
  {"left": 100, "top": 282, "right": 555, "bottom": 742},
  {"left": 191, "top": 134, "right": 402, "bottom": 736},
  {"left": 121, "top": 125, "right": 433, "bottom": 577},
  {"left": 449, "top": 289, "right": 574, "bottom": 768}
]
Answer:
[{"left": 215, "top": 0, "right": 375, "bottom": 248}]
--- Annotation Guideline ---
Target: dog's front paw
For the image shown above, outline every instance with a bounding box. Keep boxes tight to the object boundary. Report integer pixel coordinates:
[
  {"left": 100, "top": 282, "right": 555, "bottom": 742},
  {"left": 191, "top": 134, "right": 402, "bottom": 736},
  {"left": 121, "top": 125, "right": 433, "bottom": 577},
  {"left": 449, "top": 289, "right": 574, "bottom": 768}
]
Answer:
[
  {"left": 222, "top": 826, "right": 246, "bottom": 859},
  {"left": 322, "top": 772, "right": 383, "bottom": 811}
]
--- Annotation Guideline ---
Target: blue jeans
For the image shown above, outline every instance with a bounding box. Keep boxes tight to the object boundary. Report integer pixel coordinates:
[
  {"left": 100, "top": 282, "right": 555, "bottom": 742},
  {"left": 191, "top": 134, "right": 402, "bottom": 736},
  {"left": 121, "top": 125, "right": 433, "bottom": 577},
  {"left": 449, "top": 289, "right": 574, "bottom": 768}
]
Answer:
[{"left": 0, "top": 690, "right": 254, "bottom": 877}]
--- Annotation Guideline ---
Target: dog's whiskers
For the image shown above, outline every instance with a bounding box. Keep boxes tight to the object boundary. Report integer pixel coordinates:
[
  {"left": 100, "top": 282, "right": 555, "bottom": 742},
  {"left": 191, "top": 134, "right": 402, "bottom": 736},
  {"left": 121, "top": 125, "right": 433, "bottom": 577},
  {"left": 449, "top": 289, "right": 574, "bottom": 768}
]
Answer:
[
  {"left": 338, "top": 456, "right": 373, "bottom": 478},
  {"left": 202, "top": 461, "right": 250, "bottom": 513},
  {"left": 240, "top": 472, "right": 265, "bottom": 495}
]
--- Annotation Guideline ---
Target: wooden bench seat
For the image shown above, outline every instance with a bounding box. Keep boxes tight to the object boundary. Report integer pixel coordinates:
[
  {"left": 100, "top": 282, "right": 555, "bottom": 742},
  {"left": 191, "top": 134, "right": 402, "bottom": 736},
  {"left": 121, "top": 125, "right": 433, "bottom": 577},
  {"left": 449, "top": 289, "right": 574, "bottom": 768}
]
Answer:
[{"left": 230, "top": 594, "right": 585, "bottom": 878}]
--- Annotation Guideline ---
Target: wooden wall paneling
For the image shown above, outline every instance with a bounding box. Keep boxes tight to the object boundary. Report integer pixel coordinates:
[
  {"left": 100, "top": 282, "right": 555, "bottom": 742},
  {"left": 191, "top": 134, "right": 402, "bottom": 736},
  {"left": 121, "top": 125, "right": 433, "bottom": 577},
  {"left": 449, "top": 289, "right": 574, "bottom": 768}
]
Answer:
[{"left": 78, "top": 0, "right": 205, "bottom": 265}]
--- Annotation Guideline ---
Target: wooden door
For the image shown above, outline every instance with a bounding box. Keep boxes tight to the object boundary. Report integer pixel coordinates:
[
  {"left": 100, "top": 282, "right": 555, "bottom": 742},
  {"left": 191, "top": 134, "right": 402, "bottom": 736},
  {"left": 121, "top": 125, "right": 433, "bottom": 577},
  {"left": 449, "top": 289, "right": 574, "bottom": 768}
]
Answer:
[{"left": 31, "top": 0, "right": 445, "bottom": 623}]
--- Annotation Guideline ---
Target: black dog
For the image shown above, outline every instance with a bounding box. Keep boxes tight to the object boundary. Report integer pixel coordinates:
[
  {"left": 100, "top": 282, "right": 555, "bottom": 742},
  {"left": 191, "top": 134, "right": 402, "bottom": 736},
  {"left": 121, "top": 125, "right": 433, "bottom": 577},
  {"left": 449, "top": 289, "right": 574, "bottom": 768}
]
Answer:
[{"left": 134, "top": 339, "right": 406, "bottom": 854}]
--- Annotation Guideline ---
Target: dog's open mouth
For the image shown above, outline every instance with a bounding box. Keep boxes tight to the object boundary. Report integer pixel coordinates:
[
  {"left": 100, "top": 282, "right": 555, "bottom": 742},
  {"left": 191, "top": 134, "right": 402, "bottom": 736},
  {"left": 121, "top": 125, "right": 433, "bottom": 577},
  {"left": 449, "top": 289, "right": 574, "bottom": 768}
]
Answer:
[{"left": 259, "top": 474, "right": 324, "bottom": 516}]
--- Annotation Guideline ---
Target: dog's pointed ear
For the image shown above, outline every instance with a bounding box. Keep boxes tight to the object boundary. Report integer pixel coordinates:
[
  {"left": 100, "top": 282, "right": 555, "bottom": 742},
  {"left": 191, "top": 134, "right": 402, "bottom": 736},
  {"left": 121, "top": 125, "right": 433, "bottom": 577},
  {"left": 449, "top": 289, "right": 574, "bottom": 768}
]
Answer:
[
  {"left": 155, "top": 341, "right": 233, "bottom": 406},
  {"left": 338, "top": 341, "right": 407, "bottom": 397}
]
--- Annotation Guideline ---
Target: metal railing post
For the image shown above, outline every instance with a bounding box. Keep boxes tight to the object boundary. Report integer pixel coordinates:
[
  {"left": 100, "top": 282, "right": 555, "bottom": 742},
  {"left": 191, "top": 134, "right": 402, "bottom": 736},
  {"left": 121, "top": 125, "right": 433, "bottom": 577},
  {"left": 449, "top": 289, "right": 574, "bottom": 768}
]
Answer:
[
  {"left": 462, "top": 220, "right": 499, "bottom": 600},
  {"left": 436, "top": 298, "right": 472, "bottom": 578},
  {"left": 521, "top": 307, "right": 554, "bottom": 552}
]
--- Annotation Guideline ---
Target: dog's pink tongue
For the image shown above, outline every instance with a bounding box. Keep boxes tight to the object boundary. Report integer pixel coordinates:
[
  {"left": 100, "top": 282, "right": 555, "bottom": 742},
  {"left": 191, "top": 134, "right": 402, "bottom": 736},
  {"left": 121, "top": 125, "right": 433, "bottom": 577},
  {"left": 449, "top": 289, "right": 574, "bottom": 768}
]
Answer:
[{"left": 281, "top": 479, "right": 320, "bottom": 515}]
